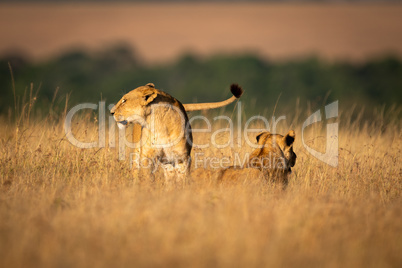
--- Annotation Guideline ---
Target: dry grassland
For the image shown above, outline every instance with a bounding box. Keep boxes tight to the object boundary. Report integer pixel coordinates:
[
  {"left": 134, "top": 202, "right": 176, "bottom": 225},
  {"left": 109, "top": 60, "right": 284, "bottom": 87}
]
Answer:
[{"left": 0, "top": 100, "right": 401, "bottom": 268}]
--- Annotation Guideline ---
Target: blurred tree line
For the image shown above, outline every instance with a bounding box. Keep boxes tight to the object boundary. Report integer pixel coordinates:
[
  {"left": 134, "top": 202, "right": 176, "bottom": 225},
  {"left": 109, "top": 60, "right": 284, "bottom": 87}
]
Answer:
[{"left": 0, "top": 45, "right": 401, "bottom": 119}]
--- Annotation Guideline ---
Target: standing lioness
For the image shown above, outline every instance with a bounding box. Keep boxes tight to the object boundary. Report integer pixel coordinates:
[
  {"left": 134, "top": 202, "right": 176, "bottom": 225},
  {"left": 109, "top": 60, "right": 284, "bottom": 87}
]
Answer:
[{"left": 111, "top": 83, "right": 243, "bottom": 184}]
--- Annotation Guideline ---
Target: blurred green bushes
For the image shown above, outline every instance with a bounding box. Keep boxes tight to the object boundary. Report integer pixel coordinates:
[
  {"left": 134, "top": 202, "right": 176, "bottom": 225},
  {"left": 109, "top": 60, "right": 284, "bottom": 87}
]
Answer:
[{"left": 1, "top": 45, "right": 401, "bottom": 118}]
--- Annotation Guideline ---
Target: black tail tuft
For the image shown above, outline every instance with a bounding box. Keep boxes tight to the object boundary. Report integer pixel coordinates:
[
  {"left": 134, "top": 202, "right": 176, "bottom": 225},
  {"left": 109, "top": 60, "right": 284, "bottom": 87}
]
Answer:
[{"left": 230, "top": 83, "right": 244, "bottom": 98}]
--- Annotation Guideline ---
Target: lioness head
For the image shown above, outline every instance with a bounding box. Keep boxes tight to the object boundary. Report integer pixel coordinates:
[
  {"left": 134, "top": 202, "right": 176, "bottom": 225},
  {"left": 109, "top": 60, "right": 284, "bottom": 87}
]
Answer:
[
  {"left": 110, "top": 83, "right": 158, "bottom": 129},
  {"left": 249, "top": 130, "right": 297, "bottom": 173}
]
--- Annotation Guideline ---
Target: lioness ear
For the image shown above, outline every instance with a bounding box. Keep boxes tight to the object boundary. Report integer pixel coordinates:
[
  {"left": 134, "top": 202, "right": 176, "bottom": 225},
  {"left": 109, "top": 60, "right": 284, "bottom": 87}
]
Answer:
[
  {"left": 284, "top": 130, "right": 295, "bottom": 146},
  {"left": 141, "top": 89, "right": 158, "bottom": 106},
  {"left": 256, "top": 131, "right": 270, "bottom": 143}
]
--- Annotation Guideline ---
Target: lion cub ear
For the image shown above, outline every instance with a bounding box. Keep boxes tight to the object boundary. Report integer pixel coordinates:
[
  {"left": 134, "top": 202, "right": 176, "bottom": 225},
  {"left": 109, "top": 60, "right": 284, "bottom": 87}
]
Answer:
[
  {"left": 256, "top": 131, "right": 271, "bottom": 143},
  {"left": 141, "top": 89, "right": 158, "bottom": 106},
  {"left": 146, "top": 83, "right": 155, "bottom": 88},
  {"left": 283, "top": 130, "right": 296, "bottom": 146}
]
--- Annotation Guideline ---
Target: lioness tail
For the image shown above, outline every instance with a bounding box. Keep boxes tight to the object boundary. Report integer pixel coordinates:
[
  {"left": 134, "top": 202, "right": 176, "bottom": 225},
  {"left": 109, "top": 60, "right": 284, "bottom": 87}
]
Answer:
[{"left": 183, "top": 84, "right": 243, "bottom": 112}]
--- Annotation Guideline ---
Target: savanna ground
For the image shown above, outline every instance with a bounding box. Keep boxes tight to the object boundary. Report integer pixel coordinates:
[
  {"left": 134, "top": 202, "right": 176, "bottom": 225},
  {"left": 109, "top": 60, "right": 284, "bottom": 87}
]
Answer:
[{"left": 0, "top": 98, "right": 401, "bottom": 268}]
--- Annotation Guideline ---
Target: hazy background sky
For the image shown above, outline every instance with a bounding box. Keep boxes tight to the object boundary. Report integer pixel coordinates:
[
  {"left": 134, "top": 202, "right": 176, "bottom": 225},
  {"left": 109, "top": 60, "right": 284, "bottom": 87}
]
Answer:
[{"left": 1, "top": 2, "right": 402, "bottom": 63}]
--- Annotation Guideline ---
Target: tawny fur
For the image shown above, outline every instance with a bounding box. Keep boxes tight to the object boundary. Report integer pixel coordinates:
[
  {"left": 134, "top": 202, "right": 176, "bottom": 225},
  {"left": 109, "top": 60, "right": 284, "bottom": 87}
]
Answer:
[
  {"left": 192, "top": 130, "right": 297, "bottom": 186},
  {"left": 110, "top": 83, "right": 243, "bottom": 184}
]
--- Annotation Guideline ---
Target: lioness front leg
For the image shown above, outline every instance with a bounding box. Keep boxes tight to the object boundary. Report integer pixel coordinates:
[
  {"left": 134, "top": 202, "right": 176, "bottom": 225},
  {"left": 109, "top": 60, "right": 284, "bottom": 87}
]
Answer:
[
  {"left": 138, "top": 158, "right": 155, "bottom": 182},
  {"left": 138, "top": 147, "right": 157, "bottom": 182}
]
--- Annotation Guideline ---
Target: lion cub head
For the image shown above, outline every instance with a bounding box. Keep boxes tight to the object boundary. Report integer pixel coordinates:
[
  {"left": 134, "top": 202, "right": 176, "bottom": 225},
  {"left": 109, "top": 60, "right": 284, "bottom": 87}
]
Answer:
[
  {"left": 248, "top": 130, "right": 297, "bottom": 176},
  {"left": 191, "top": 130, "right": 297, "bottom": 186},
  {"left": 110, "top": 83, "right": 158, "bottom": 129}
]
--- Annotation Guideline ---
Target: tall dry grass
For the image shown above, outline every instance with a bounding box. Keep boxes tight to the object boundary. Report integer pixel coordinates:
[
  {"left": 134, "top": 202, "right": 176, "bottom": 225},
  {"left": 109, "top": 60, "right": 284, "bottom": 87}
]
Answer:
[{"left": 0, "top": 95, "right": 401, "bottom": 268}]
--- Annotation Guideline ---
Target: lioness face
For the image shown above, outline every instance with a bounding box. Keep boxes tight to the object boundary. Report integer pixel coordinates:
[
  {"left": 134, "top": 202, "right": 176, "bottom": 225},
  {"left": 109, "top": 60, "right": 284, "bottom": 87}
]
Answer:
[
  {"left": 255, "top": 130, "right": 297, "bottom": 171},
  {"left": 110, "top": 84, "right": 157, "bottom": 129}
]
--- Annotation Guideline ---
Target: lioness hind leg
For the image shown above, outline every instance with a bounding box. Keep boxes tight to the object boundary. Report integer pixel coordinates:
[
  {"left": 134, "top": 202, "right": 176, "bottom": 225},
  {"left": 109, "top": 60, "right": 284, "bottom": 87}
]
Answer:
[
  {"left": 161, "top": 160, "right": 189, "bottom": 188},
  {"left": 175, "top": 160, "right": 190, "bottom": 187},
  {"left": 161, "top": 163, "right": 176, "bottom": 188}
]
